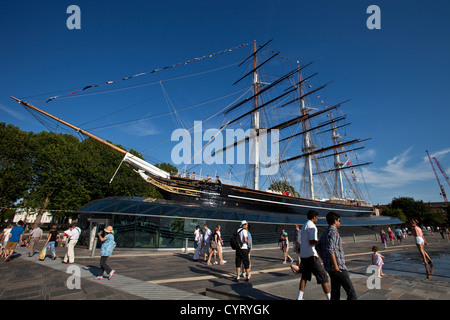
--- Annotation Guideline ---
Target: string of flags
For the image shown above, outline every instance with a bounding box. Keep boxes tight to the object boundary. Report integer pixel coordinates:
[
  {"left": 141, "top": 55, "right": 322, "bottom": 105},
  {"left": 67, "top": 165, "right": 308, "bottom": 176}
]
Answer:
[
  {"left": 0, "top": 207, "right": 75, "bottom": 213},
  {"left": 44, "top": 42, "right": 250, "bottom": 103}
]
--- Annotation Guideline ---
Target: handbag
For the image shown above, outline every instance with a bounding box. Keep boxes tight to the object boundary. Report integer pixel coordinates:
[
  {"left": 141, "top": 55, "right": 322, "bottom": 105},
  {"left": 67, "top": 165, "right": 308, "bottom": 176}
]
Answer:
[
  {"left": 39, "top": 246, "right": 47, "bottom": 261},
  {"left": 210, "top": 240, "right": 217, "bottom": 249}
]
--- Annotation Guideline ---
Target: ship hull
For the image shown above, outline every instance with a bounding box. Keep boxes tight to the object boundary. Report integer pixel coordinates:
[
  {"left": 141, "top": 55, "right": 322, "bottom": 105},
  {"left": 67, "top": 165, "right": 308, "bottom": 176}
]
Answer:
[{"left": 148, "top": 176, "right": 374, "bottom": 218}]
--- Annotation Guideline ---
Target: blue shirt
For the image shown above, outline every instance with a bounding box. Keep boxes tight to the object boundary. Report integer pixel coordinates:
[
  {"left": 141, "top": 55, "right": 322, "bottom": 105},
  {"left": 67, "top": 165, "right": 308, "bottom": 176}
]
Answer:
[
  {"left": 100, "top": 233, "right": 116, "bottom": 256},
  {"left": 9, "top": 226, "right": 24, "bottom": 242}
]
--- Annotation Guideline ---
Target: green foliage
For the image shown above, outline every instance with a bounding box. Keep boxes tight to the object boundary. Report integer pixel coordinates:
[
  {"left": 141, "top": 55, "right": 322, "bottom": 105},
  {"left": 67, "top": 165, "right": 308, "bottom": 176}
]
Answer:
[
  {"left": 269, "top": 180, "right": 298, "bottom": 196},
  {"left": 156, "top": 162, "right": 178, "bottom": 175},
  {"left": 382, "top": 207, "right": 406, "bottom": 222},
  {"left": 0, "top": 122, "right": 166, "bottom": 217},
  {"left": 0, "top": 123, "right": 33, "bottom": 207},
  {"left": 388, "top": 196, "right": 447, "bottom": 226}
]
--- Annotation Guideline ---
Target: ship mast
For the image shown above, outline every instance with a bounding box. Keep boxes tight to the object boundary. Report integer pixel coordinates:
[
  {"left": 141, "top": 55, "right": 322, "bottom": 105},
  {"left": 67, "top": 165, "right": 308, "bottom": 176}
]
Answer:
[
  {"left": 251, "top": 40, "right": 260, "bottom": 190},
  {"left": 330, "top": 112, "right": 345, "bottom": 198},
  {"left": 298, "top": 63, "right": 315, "bottom": 200}
]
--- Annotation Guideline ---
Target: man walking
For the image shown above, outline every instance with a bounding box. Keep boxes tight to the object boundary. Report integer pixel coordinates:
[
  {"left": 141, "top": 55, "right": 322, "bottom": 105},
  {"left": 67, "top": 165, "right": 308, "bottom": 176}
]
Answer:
[
  {"left": 298, "top": 210, "right": 330, "bottom": 300},
  {"left": 4, "top": 221, "right": 24, "bottom": 262},
  {"left": 63, "top": 223, "right": 81, "bottom": 264},
  {"left": 28, "top": 224, "right": 43, "bottom": 257},
  {"left": 202, "top": 224, "right": 211, "bottom": 262},
  {"left": 317, "top": 211, "right": 357, "bottom": 300}
]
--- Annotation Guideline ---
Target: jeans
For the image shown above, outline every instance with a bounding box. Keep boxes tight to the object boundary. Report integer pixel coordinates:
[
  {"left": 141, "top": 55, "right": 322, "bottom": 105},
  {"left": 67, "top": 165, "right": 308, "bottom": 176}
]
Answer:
[
  {"left": 328, "top": 270, "right": 358, "bottom": 300},
  {"left": 47, "top": 241, "right": 56, "bottom": 255}
]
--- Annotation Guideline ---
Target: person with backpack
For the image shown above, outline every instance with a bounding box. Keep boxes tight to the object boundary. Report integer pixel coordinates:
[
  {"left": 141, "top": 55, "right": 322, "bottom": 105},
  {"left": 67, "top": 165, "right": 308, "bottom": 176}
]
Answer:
[{"left": 232, "top": 220, "right": 250, "bottom": 282}]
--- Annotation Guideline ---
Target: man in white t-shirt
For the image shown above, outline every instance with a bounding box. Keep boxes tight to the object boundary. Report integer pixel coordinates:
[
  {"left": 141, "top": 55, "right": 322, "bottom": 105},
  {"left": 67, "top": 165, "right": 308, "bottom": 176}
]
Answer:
[
  {"left": 298, "top": 210, "right": 330, "bottom": 300},
  {"left": 234, "top": 220, "right": 250, "bottom": 282}
]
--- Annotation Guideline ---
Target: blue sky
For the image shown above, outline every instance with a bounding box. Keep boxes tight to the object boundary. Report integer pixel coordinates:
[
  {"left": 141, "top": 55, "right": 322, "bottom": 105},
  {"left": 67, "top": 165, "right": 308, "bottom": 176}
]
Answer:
[{"left": 1, "top": 0, "right": 449, "bottom": 205}]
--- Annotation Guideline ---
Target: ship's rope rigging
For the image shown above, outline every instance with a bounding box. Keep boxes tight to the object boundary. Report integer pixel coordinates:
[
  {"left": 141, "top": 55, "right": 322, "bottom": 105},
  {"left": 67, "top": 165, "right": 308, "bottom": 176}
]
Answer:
[{"left": 16, "top": 41, "right": 372, "bottom": 204}]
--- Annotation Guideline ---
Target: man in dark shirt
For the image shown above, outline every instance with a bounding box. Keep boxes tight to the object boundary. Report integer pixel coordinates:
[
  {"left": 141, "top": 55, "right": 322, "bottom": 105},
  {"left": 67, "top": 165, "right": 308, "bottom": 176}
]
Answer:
[{"left": 317, "top": 212, "right": 357, "bottom": 300}]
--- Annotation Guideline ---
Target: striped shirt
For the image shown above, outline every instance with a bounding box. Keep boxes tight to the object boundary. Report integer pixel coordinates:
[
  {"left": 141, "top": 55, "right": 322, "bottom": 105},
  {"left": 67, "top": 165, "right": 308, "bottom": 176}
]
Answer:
[{"left": 317, "top": 225, "right": 347, "bottom": 271}]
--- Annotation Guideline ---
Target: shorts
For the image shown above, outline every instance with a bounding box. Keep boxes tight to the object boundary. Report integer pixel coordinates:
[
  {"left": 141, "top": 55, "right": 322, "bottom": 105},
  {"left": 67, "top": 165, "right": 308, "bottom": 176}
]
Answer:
[
  {"left": 300, "top": 256, "right": 329, "bottom": 284},
  {"left": 4, "top": 241, "right": 18, "bottom": 251},
  {"left": 235, "top": 249, "right": 250, "bottom": 269},
  {"left": 415, "top": 237, "right": 424, "bottom": 245}
]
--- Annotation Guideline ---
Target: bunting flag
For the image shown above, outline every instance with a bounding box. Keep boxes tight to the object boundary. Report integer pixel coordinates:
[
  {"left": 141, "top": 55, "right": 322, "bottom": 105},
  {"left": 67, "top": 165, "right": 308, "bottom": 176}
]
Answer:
[
  {"left": 44, "top": 42, "right": 249, "bottom": 103},
  {"left": 0, "top": 207, "right": 75, "bottom": 213}
]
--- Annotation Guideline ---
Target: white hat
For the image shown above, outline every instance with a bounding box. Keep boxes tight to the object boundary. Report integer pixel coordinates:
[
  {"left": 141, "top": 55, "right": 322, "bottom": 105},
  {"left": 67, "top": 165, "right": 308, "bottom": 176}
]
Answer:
[{"left": 240, "top": 220, "right": 248, "bottom": 227}]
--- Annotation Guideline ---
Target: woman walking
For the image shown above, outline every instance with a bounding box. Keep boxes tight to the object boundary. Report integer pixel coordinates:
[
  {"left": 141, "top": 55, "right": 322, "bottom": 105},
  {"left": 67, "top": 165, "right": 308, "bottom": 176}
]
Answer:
[
  {"left": 44, "top": 225, "right": 59, "bottom": 260},
  {"left": 95, "top": 226, "right": 117, "bottom": 280},
  {"left": 207, "top": 225, "right": 226, "bottom": 265}
]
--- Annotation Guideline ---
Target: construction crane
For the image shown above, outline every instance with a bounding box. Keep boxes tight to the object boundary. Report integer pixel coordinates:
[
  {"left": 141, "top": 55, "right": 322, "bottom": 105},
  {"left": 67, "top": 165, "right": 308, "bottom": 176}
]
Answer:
[
  {"left": 433, "top": 156, "right": 450, "bottom": 188},
  {"left": 426, "top": 150, "right": 448, "bottom": 204}
]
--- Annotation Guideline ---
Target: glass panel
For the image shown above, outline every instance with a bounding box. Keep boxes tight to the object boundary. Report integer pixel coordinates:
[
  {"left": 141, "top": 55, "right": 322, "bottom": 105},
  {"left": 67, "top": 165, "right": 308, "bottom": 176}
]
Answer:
[
  {"left": 135, "top": 216, "right": 160, "bottom": 248},
  {"left": 112, "top": 214, "right": 136, "bottom": 248}
]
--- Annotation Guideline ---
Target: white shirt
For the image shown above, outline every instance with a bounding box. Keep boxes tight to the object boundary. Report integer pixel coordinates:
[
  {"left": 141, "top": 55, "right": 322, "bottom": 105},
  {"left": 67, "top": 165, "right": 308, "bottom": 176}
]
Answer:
[
  {"left": 300, "top": 220, "right": 318, "bottom": 258},
  {"left": 239, "top": 228, "right": 249, "bottom": 250},
  {"left": 194, "top": 229, "right": 201, "bottom": 242},
  {"left": 67, "top": 227, "right": 81, "bottom": 240},
  {"left": 2, "top": 228, "right": 11, "bottom": 243},
  {"left": 203, "top": 228, "right": 211, "bottom": 243}
]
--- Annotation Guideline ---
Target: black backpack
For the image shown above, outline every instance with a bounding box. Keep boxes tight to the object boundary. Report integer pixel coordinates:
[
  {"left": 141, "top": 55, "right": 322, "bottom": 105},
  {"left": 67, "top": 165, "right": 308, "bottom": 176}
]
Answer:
[{"left": 230, "top": 228, "right": 243, "bottom": 250}]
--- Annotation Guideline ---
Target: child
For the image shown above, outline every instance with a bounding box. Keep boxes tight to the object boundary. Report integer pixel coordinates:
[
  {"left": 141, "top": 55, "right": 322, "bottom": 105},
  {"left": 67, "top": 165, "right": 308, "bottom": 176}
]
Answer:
[
  {"left": 372, "top": 246, "right": 385, "bottom": 278},
  {"left": 281, "top": 232, "right": 293, "bottom": 264}
]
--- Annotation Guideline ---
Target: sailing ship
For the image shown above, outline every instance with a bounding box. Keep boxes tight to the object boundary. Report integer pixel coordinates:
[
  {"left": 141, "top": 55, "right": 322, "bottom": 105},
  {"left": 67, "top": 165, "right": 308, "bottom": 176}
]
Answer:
[{"left": 11, "top": 40, "right": 375, "bottom": 218}]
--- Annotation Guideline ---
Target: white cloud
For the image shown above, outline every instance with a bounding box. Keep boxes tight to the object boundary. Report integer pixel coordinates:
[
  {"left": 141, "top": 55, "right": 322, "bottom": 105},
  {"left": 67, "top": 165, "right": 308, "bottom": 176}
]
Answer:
[
  {"left": 422, "top": 147, "right": 450, "bottom": 163},
  {"left": 363, "top": 147, "right": 433, "bottom": 189},
  {"left": 122, "top": 119, "right": 159, "bottom": 137},
  {"left": 0, "top": 103, "right": 27, "bottom": 121}
]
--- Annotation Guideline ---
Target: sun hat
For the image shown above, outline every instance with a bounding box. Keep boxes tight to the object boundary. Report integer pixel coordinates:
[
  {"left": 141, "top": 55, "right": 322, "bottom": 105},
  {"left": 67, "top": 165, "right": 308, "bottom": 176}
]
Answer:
[{"left": 104, "top": 226, "right": 114, "bottom": 234}]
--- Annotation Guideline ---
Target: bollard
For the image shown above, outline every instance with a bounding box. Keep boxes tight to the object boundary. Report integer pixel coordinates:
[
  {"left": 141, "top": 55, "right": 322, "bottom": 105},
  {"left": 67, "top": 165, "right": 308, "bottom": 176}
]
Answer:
[
  {"left": 353, "top": 234, "right": 356, "bottom": 243},
  {"left": 185, "top": 238, "right": 189, "bottom": 253},
  {"left": 91, "top": 237, "right": 98, "bottom": 257},
  {"left": 375, "top": 233, "right": 378, "bottom": 241}
]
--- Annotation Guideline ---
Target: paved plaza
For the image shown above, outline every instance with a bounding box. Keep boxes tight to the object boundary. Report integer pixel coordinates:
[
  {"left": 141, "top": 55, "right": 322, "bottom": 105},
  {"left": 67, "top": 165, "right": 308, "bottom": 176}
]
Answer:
[{"left": 1, "top": 231, "right": 449, "bottom": 303}]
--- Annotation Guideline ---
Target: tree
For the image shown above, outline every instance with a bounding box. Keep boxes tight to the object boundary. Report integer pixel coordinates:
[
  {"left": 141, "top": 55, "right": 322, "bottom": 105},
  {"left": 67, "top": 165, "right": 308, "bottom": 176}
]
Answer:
[
  {"left": 156, "top": 162, "right": 178, "bottom": 175},
  {"left": 382, "top": 207, "right": 406, "bottom": 222},
  {"left": 1, "top": 124, "right": 166, "bottom": 222},
  {"left": 25, "top": 131, "right": 87, "bottom": 223},
  {"left": 389, "top": 197, "right": 447, "bottom": 226},
  {"left": 0, "top": 123, "right": 33, "bottom": 207}
]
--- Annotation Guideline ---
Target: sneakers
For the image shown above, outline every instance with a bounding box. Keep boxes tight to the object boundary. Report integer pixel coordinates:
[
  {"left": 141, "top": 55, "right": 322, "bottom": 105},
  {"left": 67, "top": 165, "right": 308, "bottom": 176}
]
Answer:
[
  {"left": 108, "top": 270, "right": 116, "bottom": 280},
  {"left": 94, "top": 276, "right": 104, "bottom": 280}
]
